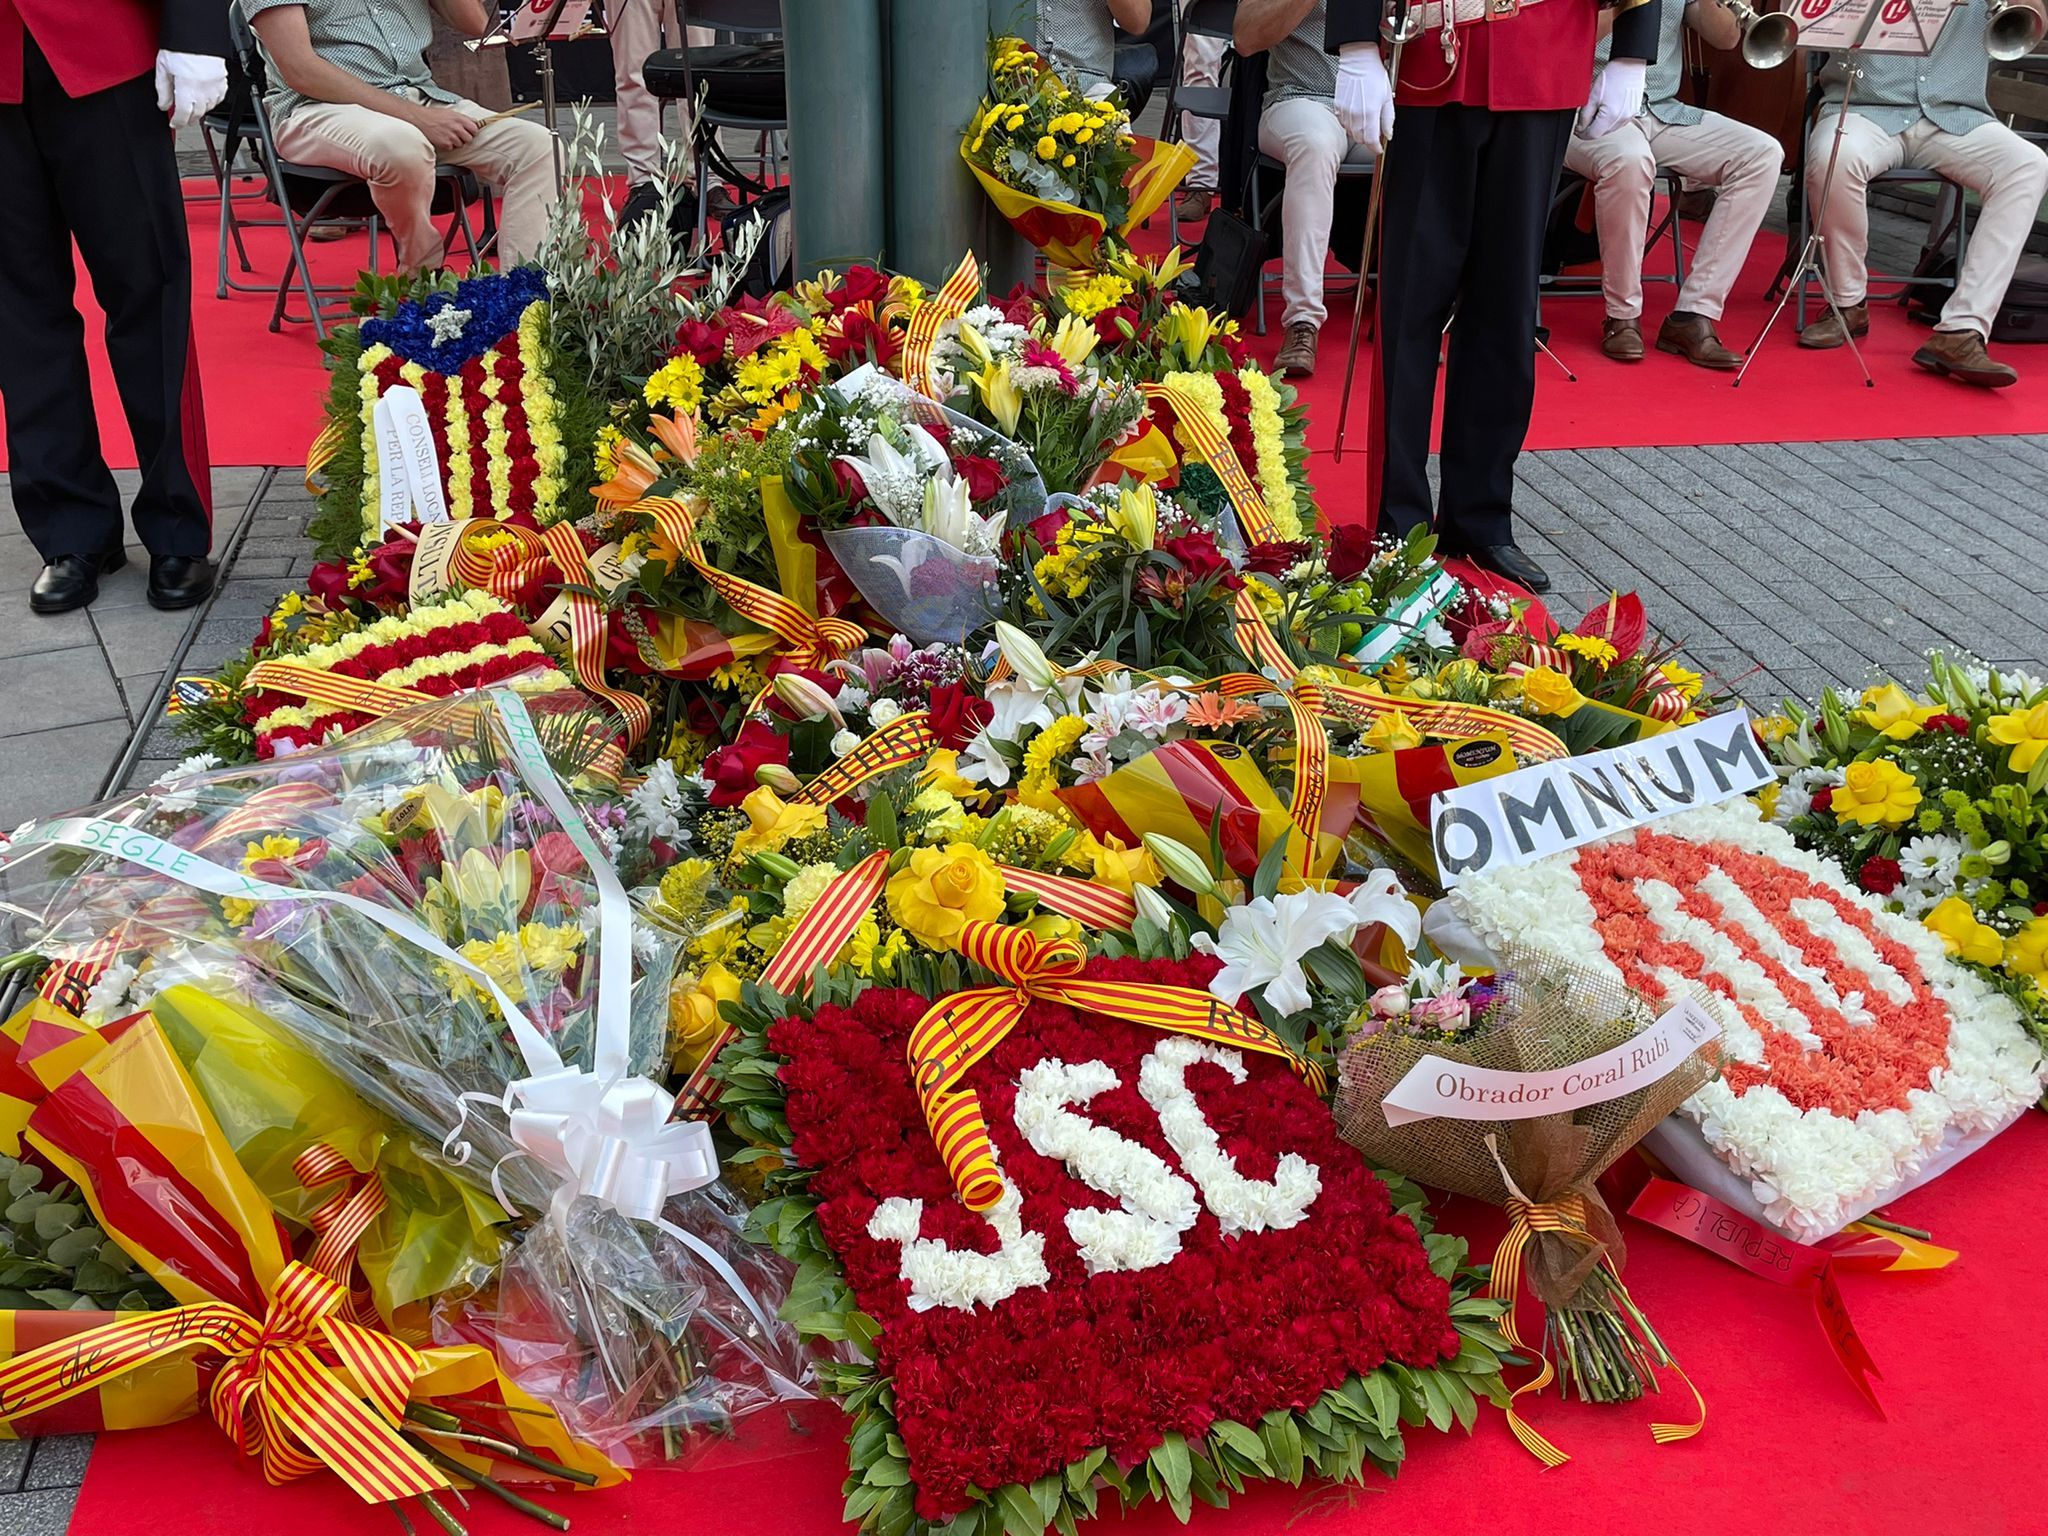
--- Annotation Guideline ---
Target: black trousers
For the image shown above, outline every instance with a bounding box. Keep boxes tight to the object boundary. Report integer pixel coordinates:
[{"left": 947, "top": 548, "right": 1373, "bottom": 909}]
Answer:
[
  {"left": 0, "top": 38, "right": 212, "bottom": 564},
  {"left": 1374, "top": 104, "right": 1574, "bottom": 550}
]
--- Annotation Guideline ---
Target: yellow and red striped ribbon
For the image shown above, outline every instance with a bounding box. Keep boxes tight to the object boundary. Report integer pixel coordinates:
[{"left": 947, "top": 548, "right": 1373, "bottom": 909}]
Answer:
[
  {"left": 789, "top": 710, "right": 939, "bottom": 807},
  {"left": 999, "top": 866, "right": 1138, "bottom": 931},
  {"left": 636, "top": 497, "right": 866, "bottom": 691},
  {"left": 294, "top": 1144, "right": 386, "bottom": 1328},
  {"left": 245, "top": 661, "right": 436, "bottom": 721},
  {"left": 193, "top": 782, "right": 335, "bottom": 854},
  {"left": 0, "top": 1261, "right": 450, "bottom": 1504},
  {"left": 1142, "top": 381, "right": 1278, "bottom": 544},
  {"left": 537, "top": 521, "right": 654, "bottom": 749},
  {"left": 912, "top": 920, "right": 1322, "bottom": 1211},
  {"left": 305, "top": 420, "right": 347, "bottom": 499},
  {"left": 901, "top": 252, "right": 982, "bottom": 397},
  {"left": 1489, "top": 1195, "right": 1704, "bottom": 1467}
]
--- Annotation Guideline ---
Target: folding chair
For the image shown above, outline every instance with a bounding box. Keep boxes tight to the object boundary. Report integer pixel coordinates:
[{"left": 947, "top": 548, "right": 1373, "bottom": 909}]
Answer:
[
  {"left": 1542, "top": 167, "right": 1692, "bottom": 302},
  {"left": 1168, "top": 0, "right": 1238, "bottom": 247},
  {"left": 673, "top": 0, "right": 788, "bottom": 253}
]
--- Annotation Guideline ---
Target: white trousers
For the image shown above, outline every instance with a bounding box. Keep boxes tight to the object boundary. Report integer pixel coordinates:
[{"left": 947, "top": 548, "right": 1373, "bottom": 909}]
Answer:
[
  {"left": 1808, "top": 110, "right": 2048, "bottom": 337},
  {"left": 610, "top": 0, "right": 714, "bottom": 185},
  {"left": 1563, "top": 109, "right": 1783, "bottom": 321},
  {"left": 1256, "top": 95, "right": 1374, "bottom": 330},
  {"left": 275, "top": 96, "right": 559, "bottom": 271},
  {"left": 1180, "top": 21, "right": 1225, "bottom": 189}
]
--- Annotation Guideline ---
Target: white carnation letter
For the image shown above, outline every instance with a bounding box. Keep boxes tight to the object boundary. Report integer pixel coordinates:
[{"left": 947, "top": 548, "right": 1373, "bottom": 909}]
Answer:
[
  {"left": 867, "top": 1161, "right": 1051, "bottom": 1313},
  {"left": 1138, "top": 1037, "right": 1320, "bottom": 1236},
  {"left": 1013, "top": 1057, "right": 1200, "bottom": 1274}
]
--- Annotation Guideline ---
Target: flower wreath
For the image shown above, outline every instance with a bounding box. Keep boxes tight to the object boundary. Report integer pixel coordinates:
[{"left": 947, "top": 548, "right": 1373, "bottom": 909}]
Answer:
[
  {"left": 1448, "top": 800, "right": 2045, "bottom": 1240},
  {"left": 716, "top": 955, "right": 1512, "bottom": 1536}
]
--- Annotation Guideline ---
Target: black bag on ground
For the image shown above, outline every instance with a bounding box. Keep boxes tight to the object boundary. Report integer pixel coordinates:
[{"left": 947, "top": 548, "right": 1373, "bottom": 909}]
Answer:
[{"left": 1991, "top": 256, "right": 2048, "bottom": 343}]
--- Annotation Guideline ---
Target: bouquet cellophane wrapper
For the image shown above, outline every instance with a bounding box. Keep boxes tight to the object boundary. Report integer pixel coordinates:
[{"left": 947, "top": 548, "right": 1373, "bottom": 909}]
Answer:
[
  {"left": 965, "top": 136, "right": 1195, "bottom": 269},
  {"left": 1332, "top": 733, "right": 1519, "bottom": 880},
  {"left": 1334, "top": 948, "right": 1721, "bottom": 1307},
  {"left": 1059, "top": 738, "right": 1333, "bottom": 879}
]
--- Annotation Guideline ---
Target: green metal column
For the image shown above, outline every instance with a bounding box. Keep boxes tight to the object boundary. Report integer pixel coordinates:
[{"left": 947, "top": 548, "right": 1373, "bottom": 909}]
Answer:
[
  {"left": 982, "top": 0, "right": 1038, "bottom": 293},
  {"left": 783, "top": 0, "right": 888, "bottom": 277},
  {"left": 886, "top": 0, "right": 986, "bottom": 285}
]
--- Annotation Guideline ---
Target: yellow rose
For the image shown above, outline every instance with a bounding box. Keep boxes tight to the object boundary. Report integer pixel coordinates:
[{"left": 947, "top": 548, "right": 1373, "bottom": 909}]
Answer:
[
  {"left": 1086, "top": 833, "right": 1159, "bottom": 894},
  {"left": 670, "top": 963, "right": 741, "bottom": 1069},
  {"left": 1519, "top": 666, "right": 1583, "bottom": 717},
  {"left": 731, "top": 786, "right": 827, "bottom": 860},
  {"left": 2005, "top": 915, "right": 2048, "bottom": 985},
  {"left": 1986, "top": 701, "right": 2048, "bottom": 775},
  {"left": 1832, "top": 759, "right": 1922, "bottom": 827},
  {"left": 887, "top": 842, "right": 1006, "bottom": 950},
  {"left": 1852, "top": 683, "right": 1936, "bottom": 741},
  {"left": 1362, "top": 710, "right": 1424, "bottom": 753},
  {"left": 1924, "top": 897, "right": 2005, "bottom": 968},
  {"left": 1022, "top": 910, "right": 1085, "bottom": 946}
]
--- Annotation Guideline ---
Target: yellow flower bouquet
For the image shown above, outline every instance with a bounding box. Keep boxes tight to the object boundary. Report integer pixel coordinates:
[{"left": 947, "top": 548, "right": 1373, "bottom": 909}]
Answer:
[{"left": 962, "top": 37, "right": 1194, "bottom": 270}]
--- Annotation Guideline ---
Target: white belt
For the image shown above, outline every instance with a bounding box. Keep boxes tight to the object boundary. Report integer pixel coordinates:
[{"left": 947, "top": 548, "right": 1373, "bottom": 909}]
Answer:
[{"left": 1410, "top": 0, "right": 1547, "bottom": 28}]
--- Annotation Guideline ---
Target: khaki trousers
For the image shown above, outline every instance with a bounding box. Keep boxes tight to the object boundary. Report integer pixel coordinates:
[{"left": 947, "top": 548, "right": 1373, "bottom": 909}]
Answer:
[
  {"left": 1809, "top": 110, "right": 2048, "bottom": 338},
  {"left": 1256, "top": 95, "right": 1374, "bottom": 330},
  {"left": 609, "top": 0, "right": 714, "bottom": 186},
  {"left": 275, "top": 95, "right": 559, "bottom": 271},
  {"left": 1564, "top": 109, "right": 1783, "bottom": 321}
]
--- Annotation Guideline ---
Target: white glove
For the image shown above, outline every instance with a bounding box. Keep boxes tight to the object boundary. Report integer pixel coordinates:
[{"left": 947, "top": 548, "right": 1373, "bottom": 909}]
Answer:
[
  {"left": 154, "top": 50, "right": 229, "bottom": 131},
  {"left": 1334, "top": 41, "right": 1396, "bottom": 152},
  {"left": 1576, "top": 57, "right": 1645, "bottom": 138}
]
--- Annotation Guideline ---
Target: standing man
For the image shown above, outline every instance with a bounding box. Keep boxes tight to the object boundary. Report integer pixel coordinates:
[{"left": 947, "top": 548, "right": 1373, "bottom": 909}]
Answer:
[
  {"left": 0, "top": 0, "right": 228, "bottom": 615},
  {"left": 610, "top": 1, "right": 716, "bottom": 231},
  {"left": 1798, "top": 0, "right": 2048, "bottom": 387},
  {"left": 1567, "top": 0, "right": 1783, "bottom": 368},
  {"left": 1326, "top": 0, "right": 1663, "bottom": 593},
  {"left": 1237, "top": 0, "right": 1374, "bottom": 379}
]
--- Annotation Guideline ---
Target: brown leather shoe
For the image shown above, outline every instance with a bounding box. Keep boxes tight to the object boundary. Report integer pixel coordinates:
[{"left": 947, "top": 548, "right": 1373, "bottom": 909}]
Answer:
[
  {"left": 1912, "top": 327, "right": 2018, "bottom": 388},
  {"left": 1798, "top": 301, "right": 1869, "bottom": 349},
  {"left": 1275, "top": 321, "right": 1318, "bottom": 378},
  {"left": 1174, "top": 186, "right": 1215, "bottom": 223},
  {"left": 1601, "top": 317, "right": 1645, "bottom": 361},
  {"left": 1657, "top": 311, "right": 1742, "bottom": 370}
]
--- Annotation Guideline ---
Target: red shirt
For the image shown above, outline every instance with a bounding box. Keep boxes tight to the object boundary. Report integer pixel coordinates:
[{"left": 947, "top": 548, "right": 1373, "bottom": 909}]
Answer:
[
  {"left": 0, "top": 0, "right": 221, "bottom": 104},
  {"left": 1391, "top": 0, "right": 1600, "bottom": 111}
]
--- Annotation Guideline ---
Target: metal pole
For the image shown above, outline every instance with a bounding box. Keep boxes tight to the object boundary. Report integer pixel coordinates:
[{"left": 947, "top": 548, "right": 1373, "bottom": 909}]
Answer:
[
  {"left": 888, "top": 0, "right": 987, "bottom": 284},
  {"left": 783, "top": 0, "right": 888, "bottom": 277},
  {"left": 983, "top": 0, "right": 1038, "bottom": 292}
]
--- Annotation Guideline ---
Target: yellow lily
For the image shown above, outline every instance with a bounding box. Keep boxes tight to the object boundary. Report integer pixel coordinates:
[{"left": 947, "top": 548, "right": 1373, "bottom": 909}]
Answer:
[
  {"left": 1111, "top": 483, "right": 1159, "bottom": 550},
  {"left": 1047, "top": 313, "right": 1100, "bottom": 369},
  {"left": 970, "top": 359, "right": 1023, "bottom": 436},
  {"left": 956, "top": 319, "right": 995, "bottom": 369},
  {"left": 1160, "top": 302, "right": 1219, "bottom": 361}
]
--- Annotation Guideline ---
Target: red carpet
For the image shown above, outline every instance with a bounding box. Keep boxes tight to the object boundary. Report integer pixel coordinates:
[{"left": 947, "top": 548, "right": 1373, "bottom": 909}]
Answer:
[
  {"left": 12, "top": 180, "right": 2048, "bottom": 489},
  {"left": 70, "top": 1111, "right": 2048, "bottom": 1536}
]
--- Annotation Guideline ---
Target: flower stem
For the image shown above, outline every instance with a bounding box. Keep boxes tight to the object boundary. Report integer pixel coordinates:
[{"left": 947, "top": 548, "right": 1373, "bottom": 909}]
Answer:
[
  {"left": 406, "top": 1437, "right": 572, "bottom": 1531},
  {"left": 1856, "top": 1212, "right": 1933, "bottom": 1242}
]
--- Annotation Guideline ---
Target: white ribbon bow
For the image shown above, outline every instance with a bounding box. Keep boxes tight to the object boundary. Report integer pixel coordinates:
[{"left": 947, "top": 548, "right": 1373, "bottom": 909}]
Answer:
[{"left": 507, "top": 1068, "right": 718, "bottom": 1223}]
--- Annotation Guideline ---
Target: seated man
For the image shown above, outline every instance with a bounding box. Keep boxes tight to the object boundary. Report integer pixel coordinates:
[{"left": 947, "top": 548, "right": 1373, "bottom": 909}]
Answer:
[
  {"left": 1567, "top": 0, "right": 1782, "bottom": 367},
  {"left": 1800, "top": 0, "right": 2048, "bottom": 386},
  {"left": 1237, "top": 0, "right": 1372, "bottom": 377},
  {"left": 243, "top": 0, "right": 560, "bottom": 272},
  {"left": 1038, "top": 0, "right": 1154, "bottom": 99}
]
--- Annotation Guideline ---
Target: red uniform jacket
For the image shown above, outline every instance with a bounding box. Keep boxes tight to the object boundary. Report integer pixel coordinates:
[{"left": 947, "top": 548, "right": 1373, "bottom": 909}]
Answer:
[
  {"left": 0, "top": 0, "right": 227, "bottom": 103},
  {"left": 1325, "top": 0, "right": 1659, "bottom": 112}
]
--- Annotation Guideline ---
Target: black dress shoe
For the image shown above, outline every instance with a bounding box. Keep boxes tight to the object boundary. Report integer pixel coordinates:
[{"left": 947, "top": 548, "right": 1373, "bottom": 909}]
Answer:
[
  {"left": 1463, "top": 543, "right": 1552, "bottom": 593},
  {"left": 30, "top": 549, "right": 126, "bottom": 614},
  {"left": 616, "top": 179, "right": 663, "bottom": 233},
  {"left": 147, "top": 555, "right": 216, "bottom": 611}
]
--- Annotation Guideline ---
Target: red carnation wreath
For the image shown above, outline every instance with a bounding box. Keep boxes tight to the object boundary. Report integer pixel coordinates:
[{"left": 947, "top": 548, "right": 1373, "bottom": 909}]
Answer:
[{"left": 734, "top": 953, "right": 1492, "bottom": 1534}]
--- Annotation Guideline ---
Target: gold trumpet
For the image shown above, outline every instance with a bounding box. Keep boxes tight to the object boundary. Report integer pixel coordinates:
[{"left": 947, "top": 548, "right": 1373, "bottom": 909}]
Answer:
[
  {"left": 1987, "top": 0, "right": 2045, "bottom": 61},
  {"left": 1724, "top": 0, "right": 1799, "bottom": 68}
]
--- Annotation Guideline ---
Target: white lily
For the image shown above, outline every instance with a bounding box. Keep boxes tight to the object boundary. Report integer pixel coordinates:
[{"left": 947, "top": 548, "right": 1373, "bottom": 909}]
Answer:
[
  {"left": 1192, "top": 888, "right": 1363, "bottom": 1017},
  {"left": 838, "top": 425, "right": 949, "bottom": 526},
  {"left": 1345, "top": 868, "right": 1422, "bottom": 951},
  {"left": 920, "top": 472, "right": 1006, "bottom": 557},
  {"left": 994, "top": 621, "right": 1060, "bottom": 692},
  {"left": 956, "top": 678, "right": 1060, "bottom": 786}
]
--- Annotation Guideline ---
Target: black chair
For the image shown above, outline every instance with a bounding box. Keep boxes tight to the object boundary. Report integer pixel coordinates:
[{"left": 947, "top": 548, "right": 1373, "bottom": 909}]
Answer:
[
  {"left": 1541, "top": 167, "right": 1692, "bottom": 304},
  {"left": 672, "top": 0, "right": 787, "bottom": 252},
  {"left": 228, "top": 10, "right": 494, "bottom": 339},
  {"left": 1165, "top": 0, "right": 1237, "bottom": 246},
  {"left": 197, "top": 47, "right": 274, "bottom": 299}
]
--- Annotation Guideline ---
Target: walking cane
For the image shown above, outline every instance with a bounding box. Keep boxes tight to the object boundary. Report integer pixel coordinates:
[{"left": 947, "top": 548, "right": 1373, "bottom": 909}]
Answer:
[{"left": 1333, "top": 0, "right": 1422, "bottom": 462}]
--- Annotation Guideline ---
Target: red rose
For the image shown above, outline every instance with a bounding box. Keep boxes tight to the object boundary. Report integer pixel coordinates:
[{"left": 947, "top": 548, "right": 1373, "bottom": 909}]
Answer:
[
  {"left": 829, "top": 264, "right": 890, "bottom": 310},
  {"left": 1021, "top": 507, "right": 1073, "bottom": 553},
  {"left": 1811, "top": 787, "right": 1834, "bottom": 812},
  {"left": 997, "top": 281, "right": 1039, "bottom": 326},
  {"left": 1324, "top": 523, "right": 1375, "bottom": 581},
  {"left": 1924, "top": 713, "right": 1970, "bottom": 735},
  {"left": 703, "top": 719, "right": 792, "bottom": 806},
  {"left": 1859, "top": 856, "right": 1904, "bottom": 895},
  {"left": 951, "top": 453, "right": 1009, "bottom": 503},
  {"left": 1092, "top": 304, "right": 1140, "bottom": 347},
  {"left": 825, "top": 310, "right": 900, "bottom": 368},
  {"left": 305, "top": 561, "right": 351, "bottom": 604},
  {"left": 1243, "top": 539, "right": 1309, "bottom": 577},
  {"left": 674, "top": 317, "right": 729, "bottom": 366},
  {"left": 355, "top": 531, "right": 416, "bottom": 605},
  {"left": 927, "top": 683, "right": 994, "bottom": 750},
  {"left": 831, "top": 458, "right": 871, "bottom": 506},
  {"left": 1162, "top": 532, "right": 1240, "bottom": 589}
]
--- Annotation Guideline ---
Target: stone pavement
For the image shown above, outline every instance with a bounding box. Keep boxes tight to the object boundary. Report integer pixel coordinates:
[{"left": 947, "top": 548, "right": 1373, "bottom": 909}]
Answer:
[{"left": 1, "top": 438, "right": 2045, "bottom": 1535}]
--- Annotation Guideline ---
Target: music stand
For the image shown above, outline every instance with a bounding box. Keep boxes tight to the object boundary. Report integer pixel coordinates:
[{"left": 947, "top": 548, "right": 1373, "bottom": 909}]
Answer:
[
  {"left": 1733, "top": 0, "right": 1963, "bottom": 387},
  {"left": 502, "top": 0, "right": 604, "bottom": 190}
]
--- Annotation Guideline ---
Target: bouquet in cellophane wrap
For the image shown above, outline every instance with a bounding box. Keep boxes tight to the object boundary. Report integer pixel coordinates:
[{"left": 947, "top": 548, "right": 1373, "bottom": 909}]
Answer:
[
  {"left": 0, "top": 685, "right": 808, "bottom": 1472},
  {"left": 1332, "top": 944, "right": 1722, "bottom": 1464}
]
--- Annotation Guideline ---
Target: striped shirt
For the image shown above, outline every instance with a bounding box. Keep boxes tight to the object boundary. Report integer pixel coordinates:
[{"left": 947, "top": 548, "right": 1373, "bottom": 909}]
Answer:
[
  {"left": 1264, "top": 0, "right": 1338, "bottom": 107},
  {"left": 1594, "top": 0, "right": 1702, "bottom": 127},
  {"left": 1821, "top": 0, "right": 1996, "bottom": 137},
  {"left": 1037, "top": 0, "right": 1119, "bottom": 86},
  {"left": 239, "top": 0, "right": 458, "bottom": 123}
]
